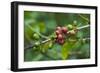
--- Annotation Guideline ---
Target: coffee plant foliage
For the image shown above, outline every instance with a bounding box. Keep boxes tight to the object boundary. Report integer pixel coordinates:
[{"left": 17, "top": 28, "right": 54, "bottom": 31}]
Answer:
[{"left": 24, "top": 11, "right": 90, "bottom": 61}]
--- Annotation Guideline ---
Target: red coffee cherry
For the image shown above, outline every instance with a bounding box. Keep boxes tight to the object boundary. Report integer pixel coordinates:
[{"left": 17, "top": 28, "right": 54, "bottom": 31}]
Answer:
[
  {"left": 55, "top": 26, "right": 67, "bottom": 45},
  {"left": 56, "top": 26, "right": 62, "bottom": 33},
  {"left": 57, "top": 34, "right": 63, "bottom": 40},
  {"left": 55, "top": 30, "right": 61, "bottom": 35},
  {"left": 58, "top": 39, "right": 64, "bottom": 44},
  {"left": 56, "top": 26, "right": 61, "bottom": 30},
  {"left": 62, "top": 27, "right": 68, "bottom": 34}
]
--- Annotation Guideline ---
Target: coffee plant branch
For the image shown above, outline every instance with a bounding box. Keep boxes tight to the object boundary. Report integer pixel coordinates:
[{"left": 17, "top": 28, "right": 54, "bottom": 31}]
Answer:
[
  {"left": 77, "top": 25, "right": 90, "bottom": 30},
  {"left": 25, "top": 24, "right": 90, "bottom": 50}
]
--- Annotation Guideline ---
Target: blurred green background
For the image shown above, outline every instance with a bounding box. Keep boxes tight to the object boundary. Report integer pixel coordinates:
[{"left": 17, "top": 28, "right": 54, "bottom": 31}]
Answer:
[{"left": 24, "top": 11, "right": 90, "bottom": 61}]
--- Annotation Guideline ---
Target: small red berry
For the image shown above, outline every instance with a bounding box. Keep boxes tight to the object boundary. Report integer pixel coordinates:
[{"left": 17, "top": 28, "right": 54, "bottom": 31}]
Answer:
[
  {"left": 59, "top": 39, "right": 64, "bottom": 44},
  {"left": 62, "top": 27, "right": 68, "bottom": 34},
  {"left": 57, "top": 34, "right": 63, "bottom": 40},
  {"left": 55, "top": 30, "right": 61, "bottom": 35},
  {"left": 56, "top": 26, "right": 61, "bottom": 30},
  {"left": 56, "top": 27, "right": 62, "bottom": 33}
]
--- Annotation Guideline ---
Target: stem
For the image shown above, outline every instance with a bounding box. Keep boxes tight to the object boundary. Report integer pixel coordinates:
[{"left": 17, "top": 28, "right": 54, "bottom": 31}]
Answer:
[
  {"left": 38, "top": 33, "right": 49, "bottom": 39},
  {"left": 25, "top": 39, "right": 51, "bottom": 50},
  {"left": 26, "top": 23, "right": 48, "bottom": 39},
  {"left": 25, "top": 25, "right": 90, "bottom": 50},
  {"left": 77, "top": 25, "right": 90, "bottom": 30},
  {"left": 41, "top": 39, "right": 51, "bottom": 44}
]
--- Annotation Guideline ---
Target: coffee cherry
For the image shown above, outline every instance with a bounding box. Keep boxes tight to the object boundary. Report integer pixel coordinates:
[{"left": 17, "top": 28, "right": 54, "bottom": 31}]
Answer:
[
  {"left": 57, "top": 34, "right": 63, "bottom": 40},
  {"left": 62, "top": 27, "right": 68, "bottom": 34},
  {"left": 48, "top": 42, "right": 53, "bottom": 49},
  {"left": 58, "top": 39, "right": 64, "bottom": 44},
  {"left": 55, "top": 26, "right": 68, "bottom": 45},
  {"left": 56, "top": 26, "right": 61, "bottom": 30},
  {"left": 67, "top": 24, "right": 73, "bottom": 30},
  {"left": 35, "top": 42, "right": 40, "bottom": 46},
  {"left": 73, "top": 20, "right": 77, "bottom": 26},
  {"left": 55, "top": 30, "right": 61, "bottom": 35},
  {"left": 33, "top": 33, "right": 40, "bottom": 40},
  {"left": 68, "top": 30, "right": 76, "bottom": 35},
  {"left": 56, "top": 26, "right": 62, "bottom": 33}
]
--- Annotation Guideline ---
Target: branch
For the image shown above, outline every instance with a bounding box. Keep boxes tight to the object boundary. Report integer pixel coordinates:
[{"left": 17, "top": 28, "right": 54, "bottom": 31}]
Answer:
[
  {"left": 25, "top": 25, "right": 90, "bottom": 50},
  {"left": 26, "top": 23, "right": 49, "bottom": 39},
  {"left": 41, "top": 39, "right": 51, "bottom": 44},
  {"left": 77, "top": 25, "right": 90, "bottom": 30},
  {"left": 38, "top": 33, "right": 49, "bottom": 39},
  {"left": 25, "top": 39, "right": 51, "bottom": 50}
]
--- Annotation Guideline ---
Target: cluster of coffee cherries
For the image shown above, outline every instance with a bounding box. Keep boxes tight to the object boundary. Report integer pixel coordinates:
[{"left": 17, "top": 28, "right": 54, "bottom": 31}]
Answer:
[
  {"left": 55, "top": 26, "right": 68, "bottom": 45},
  {"left": 55, "top": 25, "right": 77, "bottom": 45}
]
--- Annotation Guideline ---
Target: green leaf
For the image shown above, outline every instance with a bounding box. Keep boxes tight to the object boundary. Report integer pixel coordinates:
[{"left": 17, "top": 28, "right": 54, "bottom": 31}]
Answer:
[
  {"left": 33, "top": 33, "right": 40, "bottom": 40},
  {"left": 80, "top": 44, "right": 90, "bottom": 58},
  {"left": 24, "top": 49, "right": 42, "bottom": 61},
  {"left": 24, "top": 49, "right": 33, "bottom": 61},
  {"left": 32, "top": 54, "right": 43, "bottom": 61},
  {"left": 33, "top": 25, "right": 40, "bottom": 33},
  {"left": 38, "top": 22, "right": 46, "bottom": 33},
  {"left": 61, "top": 40, "right": 77, "bottom": 60},
  {"left": 61, "top": 43, "right": 69, "bottom": 60}
]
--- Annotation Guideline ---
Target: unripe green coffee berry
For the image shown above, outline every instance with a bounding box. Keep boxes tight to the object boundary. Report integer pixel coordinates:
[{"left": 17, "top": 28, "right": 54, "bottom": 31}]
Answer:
[
  {"left": 35, "top": 42, "right": 40, "bottom": 46},
  {"left": 33, "top": 46, "right": 37, "bottom": 50},
  {"left": 33, "top": 33, "right": 40, "bottom": 40},
  {"left": 48, "top": 42, "right": 53, "bottom": 48},
  {"left": 73, "top": 20, "right": 77, "bottom": 25},
  {"left": 68, "top": 30, "right": 76, "bottom": 35},
  {"left": 67, "top": 24, "right": 73, "bottom": 30}
]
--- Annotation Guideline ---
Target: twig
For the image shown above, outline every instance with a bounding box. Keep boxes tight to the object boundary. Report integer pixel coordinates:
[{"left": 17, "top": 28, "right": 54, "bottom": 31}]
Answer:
[
  {"left": 38, "top": 33, "right": 49, "bottom": 39},
  {"left": 25, "top": 25, "right": 90, "bottom": 50},
  {"left": 41, "top": 39, "right": 51, "bottom": 44},
  {"left": 77, "top": 25, "right": 90, "bottom": 30},
  {"left": 26, "top": 23, "right": 48, "bottom": 39},
  {"left": 25, "top": 39, "right": 51, "bottom": 50}
]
